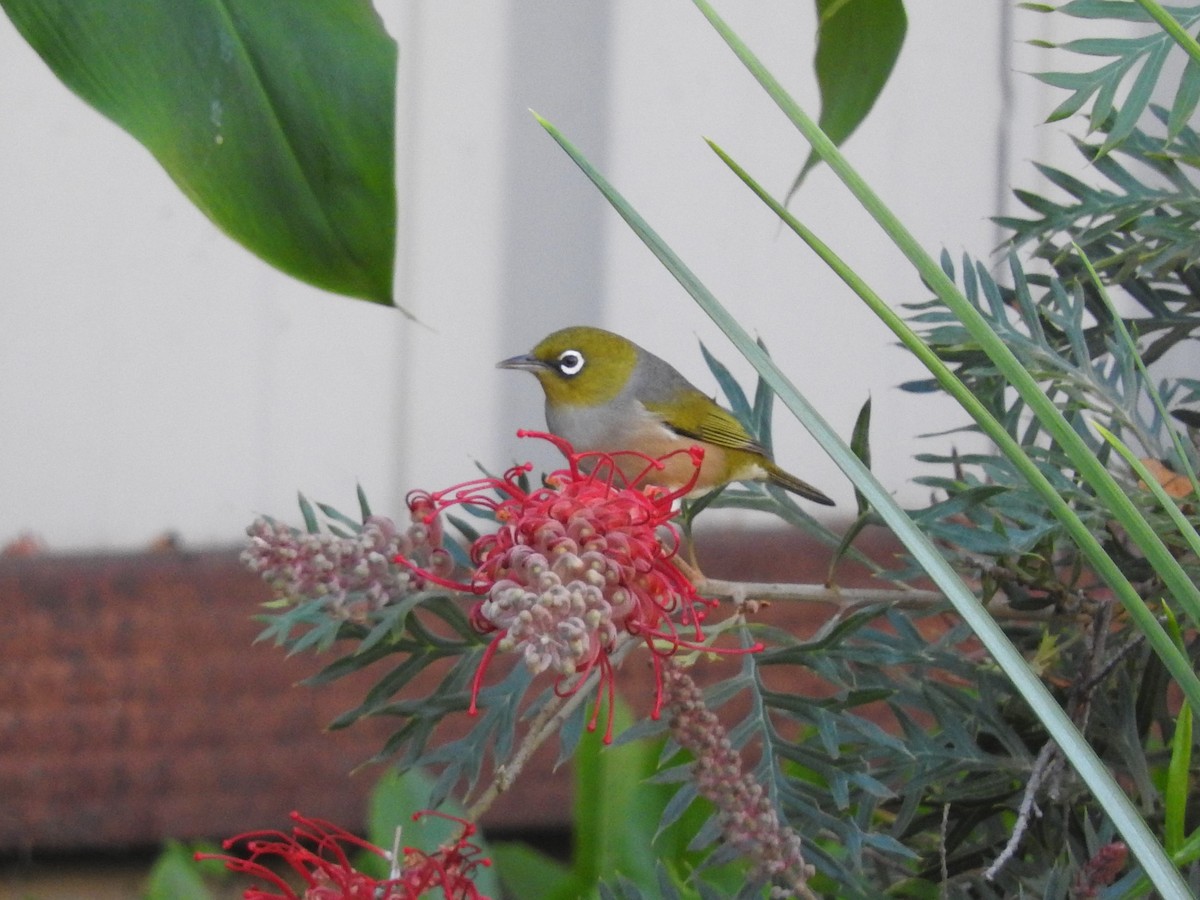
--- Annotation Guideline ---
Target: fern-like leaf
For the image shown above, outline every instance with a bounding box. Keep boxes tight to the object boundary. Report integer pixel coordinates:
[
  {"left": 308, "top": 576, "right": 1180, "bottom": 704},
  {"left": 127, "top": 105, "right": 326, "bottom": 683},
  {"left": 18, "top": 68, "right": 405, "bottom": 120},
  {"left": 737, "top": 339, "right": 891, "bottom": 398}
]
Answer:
[{"left": 1031, "top": 1, "right": 1200, "bottom": 150}]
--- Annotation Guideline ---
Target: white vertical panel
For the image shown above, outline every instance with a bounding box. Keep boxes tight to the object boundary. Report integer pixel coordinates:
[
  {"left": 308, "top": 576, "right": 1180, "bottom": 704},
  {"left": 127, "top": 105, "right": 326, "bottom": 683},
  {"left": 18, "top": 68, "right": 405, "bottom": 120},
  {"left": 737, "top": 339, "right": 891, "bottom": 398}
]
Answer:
[
  {"left": 385, "top": 2, "right": 617, "bottom": 495},
  {"left": 0, "top": 12, "right": 405, "bottom": 549},
  {"left": 381, "top": 1, "right": 515, "bottom": 503},
  {"left": 0, "top": 3, "right": 1153, "bottom": 549}
]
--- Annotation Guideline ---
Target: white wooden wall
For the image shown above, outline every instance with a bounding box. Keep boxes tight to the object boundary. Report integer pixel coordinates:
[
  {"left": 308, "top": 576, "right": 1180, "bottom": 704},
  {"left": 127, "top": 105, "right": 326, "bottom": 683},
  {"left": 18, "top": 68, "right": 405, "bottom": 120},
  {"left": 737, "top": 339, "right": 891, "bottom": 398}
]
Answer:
[{"left": 0, "top": 3, "right": 1099, "bottom": 550}]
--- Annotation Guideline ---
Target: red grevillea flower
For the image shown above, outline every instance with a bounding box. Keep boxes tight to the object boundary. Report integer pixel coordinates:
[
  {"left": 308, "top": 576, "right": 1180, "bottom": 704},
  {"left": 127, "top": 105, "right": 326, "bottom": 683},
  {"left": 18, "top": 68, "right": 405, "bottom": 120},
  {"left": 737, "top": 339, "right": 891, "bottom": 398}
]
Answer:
[
  {"left": 197, "top": 810, "right": 490, "bottom": 900},
  {"left": 398, "top": 430, "right": 761, "bottom": 742},
  {"left": 1071, "top": 841, "right": 1128, "bottom": 899},
  {"left": 243, "top": 508, "right": 453, "bottom": 622}
]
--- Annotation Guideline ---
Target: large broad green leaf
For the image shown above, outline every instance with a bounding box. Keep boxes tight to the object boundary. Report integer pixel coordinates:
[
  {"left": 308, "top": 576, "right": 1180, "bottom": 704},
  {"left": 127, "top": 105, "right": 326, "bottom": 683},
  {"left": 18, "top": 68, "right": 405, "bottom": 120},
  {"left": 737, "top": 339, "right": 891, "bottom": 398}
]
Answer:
[
  {"left": 794, "top": 0, "right": 906, "bottom": 190},
  {"left": 1, "top": 0, "right": 398, "bottom": 305}
]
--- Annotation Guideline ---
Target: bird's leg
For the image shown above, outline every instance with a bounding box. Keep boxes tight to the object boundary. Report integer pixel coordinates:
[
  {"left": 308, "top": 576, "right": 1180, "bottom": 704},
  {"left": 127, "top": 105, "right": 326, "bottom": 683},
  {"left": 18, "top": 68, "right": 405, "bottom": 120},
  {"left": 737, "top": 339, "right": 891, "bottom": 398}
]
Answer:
[
  {"left": 675, "top": 486, "right": 726, "bottom": 584},
  {"left": 674, "top": 498, "right": 706, "bottom": 585}
]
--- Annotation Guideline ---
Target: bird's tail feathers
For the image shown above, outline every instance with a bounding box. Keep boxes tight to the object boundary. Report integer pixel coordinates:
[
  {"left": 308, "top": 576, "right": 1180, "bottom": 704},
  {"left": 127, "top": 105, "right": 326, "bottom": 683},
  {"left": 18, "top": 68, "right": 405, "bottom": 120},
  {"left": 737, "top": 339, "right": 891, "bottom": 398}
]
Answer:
[{"left": 766, "top": 462, "right": 835, "bottom": 506}]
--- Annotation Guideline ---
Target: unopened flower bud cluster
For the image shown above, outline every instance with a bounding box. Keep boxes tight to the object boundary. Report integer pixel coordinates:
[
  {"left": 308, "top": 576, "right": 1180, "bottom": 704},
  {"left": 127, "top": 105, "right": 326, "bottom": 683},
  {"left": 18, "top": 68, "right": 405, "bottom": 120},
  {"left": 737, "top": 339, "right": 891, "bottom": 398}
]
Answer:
[
  {"left": 480, "top": 538, "right": 629, "bottom": 677},
  {"left": 243, "top": 511, "right": 453, "bottom": 620},
  {"left": 662, "top": 661, "right": 814, "bottom": 898}
]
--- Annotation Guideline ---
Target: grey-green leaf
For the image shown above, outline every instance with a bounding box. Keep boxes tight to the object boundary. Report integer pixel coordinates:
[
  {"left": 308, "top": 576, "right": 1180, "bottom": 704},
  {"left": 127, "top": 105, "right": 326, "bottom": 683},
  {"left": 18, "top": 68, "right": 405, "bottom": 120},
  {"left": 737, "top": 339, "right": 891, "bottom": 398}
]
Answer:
[
  {"left": 1, "top": 0, "right": 398, "bottom": 305},
  {"left": 1031, "top": 0, "right": 1200, "bottom": 153},
  {"left": 793, "top": 0, "right": 907, "bottom": 190}
]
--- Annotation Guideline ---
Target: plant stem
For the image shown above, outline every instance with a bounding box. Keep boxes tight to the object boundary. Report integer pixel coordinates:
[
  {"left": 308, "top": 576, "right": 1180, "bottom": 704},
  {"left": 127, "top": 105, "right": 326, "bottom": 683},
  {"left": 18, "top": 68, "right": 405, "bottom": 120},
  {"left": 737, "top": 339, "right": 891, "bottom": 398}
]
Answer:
[{"left": 700, "top": 578, "right": 1055, "bottom": 621}]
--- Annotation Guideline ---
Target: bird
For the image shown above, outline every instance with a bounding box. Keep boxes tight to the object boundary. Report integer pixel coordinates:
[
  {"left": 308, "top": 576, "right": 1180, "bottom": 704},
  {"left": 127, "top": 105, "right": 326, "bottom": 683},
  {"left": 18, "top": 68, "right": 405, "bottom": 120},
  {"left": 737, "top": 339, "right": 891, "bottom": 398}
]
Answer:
[{"left": 497, "top": 325, "right": 834, "bottom": 505}]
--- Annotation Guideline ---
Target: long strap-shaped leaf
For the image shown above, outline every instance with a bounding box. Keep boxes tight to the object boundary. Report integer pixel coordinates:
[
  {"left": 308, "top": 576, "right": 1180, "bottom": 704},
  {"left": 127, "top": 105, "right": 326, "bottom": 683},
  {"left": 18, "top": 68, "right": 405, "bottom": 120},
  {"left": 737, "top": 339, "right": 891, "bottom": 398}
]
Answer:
[
  {"left": 713, "top": 143, "right": 1200, "bottom": 889},
  {"left": 708, "top": 141, "right": 1200, "bottom": 711},
  {"left": 705, "top": 1, "right": 1193, "bottom": 892},
  {"left": 536, "top": 106, "right": 1189, "bottom": 895},
  {"left": 691, "top": 0, "right": 1200, "bottom": 677}
]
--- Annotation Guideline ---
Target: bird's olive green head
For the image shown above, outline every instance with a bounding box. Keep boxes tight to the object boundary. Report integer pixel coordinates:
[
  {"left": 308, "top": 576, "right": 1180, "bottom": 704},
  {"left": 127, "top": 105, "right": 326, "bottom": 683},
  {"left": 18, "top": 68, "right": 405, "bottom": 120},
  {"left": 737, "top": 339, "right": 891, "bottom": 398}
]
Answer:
[{"left": 496, "top": 325, "right": 639, "bottom": 409}]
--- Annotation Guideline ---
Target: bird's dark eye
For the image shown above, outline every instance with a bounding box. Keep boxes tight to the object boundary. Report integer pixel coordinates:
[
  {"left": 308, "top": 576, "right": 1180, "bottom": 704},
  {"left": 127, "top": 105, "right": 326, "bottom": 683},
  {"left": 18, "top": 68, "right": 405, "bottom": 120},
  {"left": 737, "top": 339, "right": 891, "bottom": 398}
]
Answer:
[{"left": 557, "top": 349, "right": 585, "bottom": 376}]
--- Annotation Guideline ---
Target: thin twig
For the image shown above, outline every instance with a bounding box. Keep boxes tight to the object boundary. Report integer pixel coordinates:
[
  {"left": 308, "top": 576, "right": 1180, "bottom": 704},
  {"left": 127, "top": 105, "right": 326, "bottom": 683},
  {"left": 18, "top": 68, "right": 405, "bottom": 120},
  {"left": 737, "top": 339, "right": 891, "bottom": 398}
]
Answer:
[
  {"left": 939, "top": 803, "right": 950, "bottom": 900},
  {"left": 960, "top": 551, "right": 1096, "bottom": 614},
  {"left": 700, "top": 577, "right": 942, "bottom": 606},
  {"left": 699, "top": 577, "right": 1051, "bottom": 620},
  {"left": 984, "top": 741, "right": 1062, "bottom": 880},
  {"left": 985, "top": 596, "right": 1125, "bottom": 883},
  {"left": 1065, "top": 595, "right": 1115, "bottom": 733},
  {"left": 464, "top": 634, "right": 639, "bottom": 822},
  {"left": 1080, "top": 630, "right": 1144, "bottom": 695},
  {"left": 435, "top": 577, "right": 1051, "bottom": 621}
]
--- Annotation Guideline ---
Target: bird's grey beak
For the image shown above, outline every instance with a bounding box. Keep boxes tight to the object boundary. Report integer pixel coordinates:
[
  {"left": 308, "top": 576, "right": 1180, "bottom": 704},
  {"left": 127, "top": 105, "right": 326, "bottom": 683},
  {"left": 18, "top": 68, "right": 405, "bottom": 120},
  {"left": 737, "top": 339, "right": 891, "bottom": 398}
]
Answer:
[{"left": 496, "top": 353, "right": 550, "bottom": 372}]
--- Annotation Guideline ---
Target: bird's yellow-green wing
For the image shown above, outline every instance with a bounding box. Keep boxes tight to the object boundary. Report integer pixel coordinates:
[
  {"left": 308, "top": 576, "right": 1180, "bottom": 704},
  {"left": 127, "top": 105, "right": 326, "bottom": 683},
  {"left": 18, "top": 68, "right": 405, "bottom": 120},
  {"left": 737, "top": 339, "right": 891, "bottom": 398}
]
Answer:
[
  {"left": 645, "top": 393, "right": 767, "bottom": 454},
  {"left": 646, "top": 389, "right": 835, "bottom": 505}
]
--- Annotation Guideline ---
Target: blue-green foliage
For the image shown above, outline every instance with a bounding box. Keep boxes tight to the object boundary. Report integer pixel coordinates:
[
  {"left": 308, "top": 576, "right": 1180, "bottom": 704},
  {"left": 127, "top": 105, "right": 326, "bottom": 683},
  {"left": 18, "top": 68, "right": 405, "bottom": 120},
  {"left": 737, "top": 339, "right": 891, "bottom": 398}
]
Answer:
[
  {"left": 1029, "top": 1, "right": 1200, "bottom": 151},
  {"left": 243, "top": 3, "right": 1200, "bottom": 897}
]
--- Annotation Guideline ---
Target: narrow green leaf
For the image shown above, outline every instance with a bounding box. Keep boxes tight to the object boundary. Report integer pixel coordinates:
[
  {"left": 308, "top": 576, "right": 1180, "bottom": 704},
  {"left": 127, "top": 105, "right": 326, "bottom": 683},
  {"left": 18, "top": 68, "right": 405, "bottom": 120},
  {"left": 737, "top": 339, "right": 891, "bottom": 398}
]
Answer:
[
  {"left": 533, "top": 75, "right": 1192, "bottom": 898},
  {"left": 1062, "top": 36, "right": 1155, "bottom": 57},
  {"left": 654, "top": 863, "right": 686, "bottom": 900},
  {"left": 694, "top": 0, "right": 1200, "bottom": 694},
  {"left": 354, "top": 604, "right": 408, "bottom": 656},
  {"left": 1072, "top": 242, "right": 1200, "bottom": 499},
  {"left": 297, "top": 492, "right": 320, "bottom": 534},
  {"left": 825, "top": 511, "right": 874, "bottom": 584},
  {"left": 302, "top": 638, "right": 400, "bottom": 686},
  {"left": 1, "top": 0, "right": 398, "bottom": 304},
  {"left": 699, "top": 340, "right": 753, "bottom": 423},
  {"left": 825, "top": 395, "right": 875, "bottom": 581},
  {"left": 1133, "top": 0, "right": 1200, "bottom": 68},
  {"left": 849, "top": 395, "right": 872, "bottom": 511},
  {"left": 1092, "top": 424, "right": 1200, "bottom": 567},
  {"left": 1168, "top": 57, "right": 1200, "bottom": 139},
  {"left": 288, "top": 617, "right": 340, "bottom": 656},
  {"left": 445, "top": 514, "right": 482, "bottom": 545},
  {"left": 1164, "top": 684, "right": 1192, "bottom": 854},
  {"left": 751, "top": 337, "right": 776, "bottom": 454},
  {"left": 555, "top": 698, "right": 589, "bottom": 769},
  {"left": 795, "top": 0, "right": 906, "bottom": 187},
  {"left": 316, "top": 501, "right": 364, "bottom": 534},
  {"left": 1099, "top": 40, "right": 1168, "bottom": 153},
  {"left": 572, "top": 702, "right": 663, "bottom": 891}
]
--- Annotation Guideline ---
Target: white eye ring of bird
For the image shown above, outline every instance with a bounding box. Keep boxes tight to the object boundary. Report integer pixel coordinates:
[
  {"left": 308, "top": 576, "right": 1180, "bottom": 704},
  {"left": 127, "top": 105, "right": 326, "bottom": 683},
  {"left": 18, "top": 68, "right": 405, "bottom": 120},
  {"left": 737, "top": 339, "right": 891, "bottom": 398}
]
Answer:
[{"left": 556, "top": 349, "right": 585, "bottom": 376}]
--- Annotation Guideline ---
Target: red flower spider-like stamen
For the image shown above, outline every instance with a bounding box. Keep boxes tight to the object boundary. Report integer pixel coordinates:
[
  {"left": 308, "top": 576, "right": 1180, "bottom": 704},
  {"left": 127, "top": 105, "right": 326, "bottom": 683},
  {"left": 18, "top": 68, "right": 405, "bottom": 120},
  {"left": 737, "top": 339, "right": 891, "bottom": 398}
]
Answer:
[
  {"left": 396, "top": 811, "right": 491, "bottom": 900},
  {"left": 197, "top": 810, "right": 491, "bottom": 900},
  {"left": 396, "top": 431, "right": 762, "bottom": 742}
]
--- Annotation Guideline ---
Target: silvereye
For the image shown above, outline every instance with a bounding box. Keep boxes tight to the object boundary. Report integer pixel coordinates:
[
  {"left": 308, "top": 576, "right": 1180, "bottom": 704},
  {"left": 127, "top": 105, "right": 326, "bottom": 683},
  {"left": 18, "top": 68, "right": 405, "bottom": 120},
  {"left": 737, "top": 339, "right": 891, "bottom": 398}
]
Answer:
[{"left": 498, "top": 325, "right": 834, "bottom": 505}]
